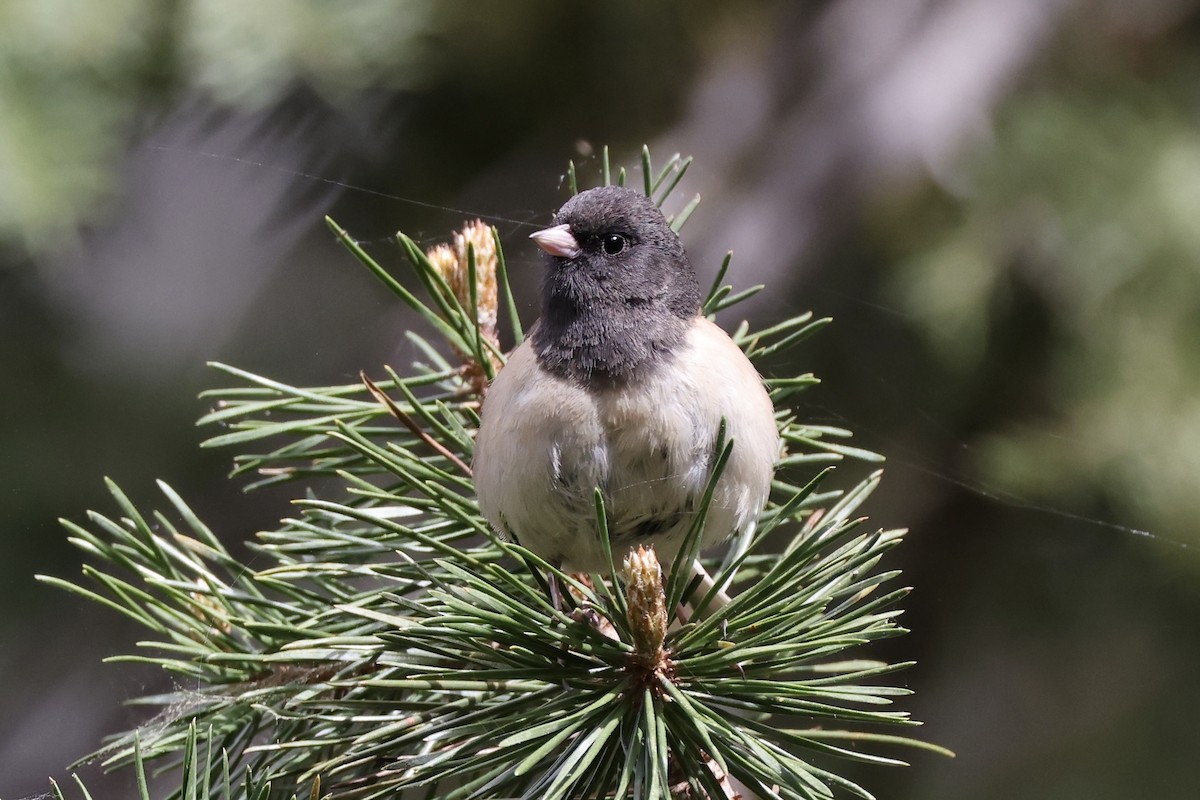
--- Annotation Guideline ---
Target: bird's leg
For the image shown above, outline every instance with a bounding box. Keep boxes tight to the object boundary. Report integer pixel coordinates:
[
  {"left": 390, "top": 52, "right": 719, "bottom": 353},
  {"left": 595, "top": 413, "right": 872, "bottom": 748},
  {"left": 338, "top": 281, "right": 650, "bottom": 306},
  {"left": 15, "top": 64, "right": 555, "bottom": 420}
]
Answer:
[
  {"left": 548, "top": 570, "right": 566, "bottom": 615},
  {"left": 686, "top": 558, "right": 732, "bottom": 618},
  {"left": 541, "top": 564, "right": 572, "bottom": 689}
]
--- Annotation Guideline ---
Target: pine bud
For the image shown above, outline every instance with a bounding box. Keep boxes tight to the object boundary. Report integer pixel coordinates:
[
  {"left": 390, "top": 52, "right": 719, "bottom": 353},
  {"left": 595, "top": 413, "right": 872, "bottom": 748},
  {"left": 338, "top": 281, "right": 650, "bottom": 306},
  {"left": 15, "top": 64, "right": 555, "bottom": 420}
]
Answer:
[
  {"left": 424, "top": 220, "right": 501, "bottom": 394},
  {"left": 624, "top": 545, "right": 667, "bottom": 663}
]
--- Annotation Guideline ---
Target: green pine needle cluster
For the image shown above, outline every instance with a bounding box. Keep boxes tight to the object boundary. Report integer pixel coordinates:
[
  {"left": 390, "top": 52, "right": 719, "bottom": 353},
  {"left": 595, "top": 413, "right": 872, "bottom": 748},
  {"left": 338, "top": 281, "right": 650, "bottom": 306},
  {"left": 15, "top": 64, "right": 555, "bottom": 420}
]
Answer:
[{"left": 40, "top": 147, "right": 948, "bottom": 799}]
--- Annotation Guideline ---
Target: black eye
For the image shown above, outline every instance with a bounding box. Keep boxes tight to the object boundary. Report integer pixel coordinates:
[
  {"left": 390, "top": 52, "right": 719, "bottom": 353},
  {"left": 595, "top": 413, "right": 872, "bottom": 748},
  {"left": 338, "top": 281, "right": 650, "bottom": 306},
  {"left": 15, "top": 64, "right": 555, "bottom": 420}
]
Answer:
[{"left": 602, "top": 234, "right": 628, "bottom": 255}]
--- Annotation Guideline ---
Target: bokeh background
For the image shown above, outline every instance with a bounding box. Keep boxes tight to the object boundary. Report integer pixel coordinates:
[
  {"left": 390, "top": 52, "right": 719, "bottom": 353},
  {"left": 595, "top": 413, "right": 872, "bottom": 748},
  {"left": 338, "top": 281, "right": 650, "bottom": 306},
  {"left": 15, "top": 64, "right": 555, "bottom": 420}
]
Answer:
[{"left": 3, "top": 1, "right": 1199, "bottom": 797}]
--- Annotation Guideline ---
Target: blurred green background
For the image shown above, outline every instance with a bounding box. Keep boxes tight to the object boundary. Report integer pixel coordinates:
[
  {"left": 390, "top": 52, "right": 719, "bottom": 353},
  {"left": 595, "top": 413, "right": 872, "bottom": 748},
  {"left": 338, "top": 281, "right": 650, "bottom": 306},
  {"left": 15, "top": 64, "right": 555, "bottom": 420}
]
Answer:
[{"left": 3, "top": 1, "right": 1199, "bottom": 797}]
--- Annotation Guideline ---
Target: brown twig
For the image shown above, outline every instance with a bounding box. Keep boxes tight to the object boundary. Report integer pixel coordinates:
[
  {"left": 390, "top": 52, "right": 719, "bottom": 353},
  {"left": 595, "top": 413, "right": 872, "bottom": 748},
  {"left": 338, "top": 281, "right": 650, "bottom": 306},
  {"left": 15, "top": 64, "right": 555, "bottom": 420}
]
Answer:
[{"left": 361, "top": 372, "right": 474, "bottom": 478}]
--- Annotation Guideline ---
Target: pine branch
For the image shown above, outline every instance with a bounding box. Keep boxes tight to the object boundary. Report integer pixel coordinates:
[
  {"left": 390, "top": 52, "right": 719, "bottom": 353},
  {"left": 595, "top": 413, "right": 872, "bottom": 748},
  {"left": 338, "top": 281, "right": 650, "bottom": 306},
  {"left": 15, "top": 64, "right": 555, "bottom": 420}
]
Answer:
[{"left": 42, "top": 148, "right": 946, "bottom": 800}]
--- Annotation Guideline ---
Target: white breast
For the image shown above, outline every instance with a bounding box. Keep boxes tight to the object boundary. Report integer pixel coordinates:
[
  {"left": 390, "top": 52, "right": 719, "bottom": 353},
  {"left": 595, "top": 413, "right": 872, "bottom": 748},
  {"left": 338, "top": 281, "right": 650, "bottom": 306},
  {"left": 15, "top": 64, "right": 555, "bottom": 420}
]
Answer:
[{"left": 473, "top": 317, "right": 779, "bottom": 572}]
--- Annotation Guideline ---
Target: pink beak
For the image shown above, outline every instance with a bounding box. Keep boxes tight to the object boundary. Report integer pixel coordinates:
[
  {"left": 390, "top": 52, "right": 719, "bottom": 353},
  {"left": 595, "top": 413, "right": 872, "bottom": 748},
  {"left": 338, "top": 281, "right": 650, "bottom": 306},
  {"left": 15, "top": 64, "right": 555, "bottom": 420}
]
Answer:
[{"left": 529, "top": 223, "right": 581, "bottom": 259}]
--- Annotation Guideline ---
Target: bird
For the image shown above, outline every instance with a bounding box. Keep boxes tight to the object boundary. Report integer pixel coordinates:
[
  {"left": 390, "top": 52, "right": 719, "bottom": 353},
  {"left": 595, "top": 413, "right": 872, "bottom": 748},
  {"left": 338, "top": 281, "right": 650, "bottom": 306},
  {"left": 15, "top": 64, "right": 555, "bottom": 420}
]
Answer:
[{"left": 473, "top": 185, "right": 779, "bottom": 577}]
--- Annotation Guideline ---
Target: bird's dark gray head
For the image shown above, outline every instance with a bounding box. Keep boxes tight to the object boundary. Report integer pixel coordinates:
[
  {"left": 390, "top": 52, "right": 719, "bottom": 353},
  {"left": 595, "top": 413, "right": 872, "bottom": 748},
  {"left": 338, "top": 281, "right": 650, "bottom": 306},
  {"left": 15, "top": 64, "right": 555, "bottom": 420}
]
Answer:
[{"left": 529, "top": 186, "right": 702, "bottom": 385}]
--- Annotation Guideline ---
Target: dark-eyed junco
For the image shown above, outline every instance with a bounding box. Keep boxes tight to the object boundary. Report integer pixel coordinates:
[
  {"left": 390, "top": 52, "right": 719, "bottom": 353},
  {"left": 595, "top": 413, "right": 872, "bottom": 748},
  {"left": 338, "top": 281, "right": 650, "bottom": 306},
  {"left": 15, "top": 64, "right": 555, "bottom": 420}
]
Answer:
[{"left": 473, "top": 186, "right": 779, "bottom": 574}]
